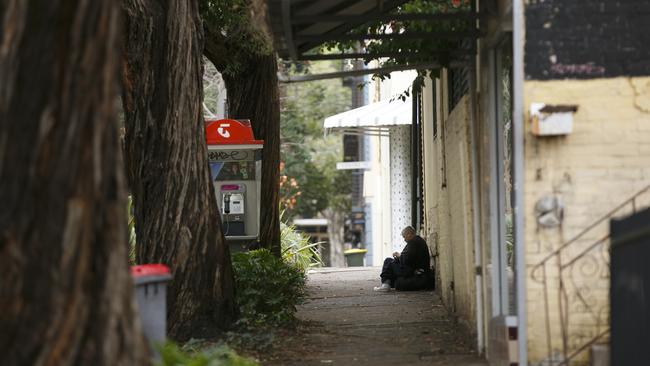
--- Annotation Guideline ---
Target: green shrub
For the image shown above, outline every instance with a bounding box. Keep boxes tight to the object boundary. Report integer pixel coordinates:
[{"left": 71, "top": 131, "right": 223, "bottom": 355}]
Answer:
[
  {"left": 280, "top": 222, "right": 323, "bottom": 271},
  {"left": 156, "top": 341, "right": 258, "bottom": 366},
  {"left": 231, "top": 249, "right": 306, "bottom": 327}
]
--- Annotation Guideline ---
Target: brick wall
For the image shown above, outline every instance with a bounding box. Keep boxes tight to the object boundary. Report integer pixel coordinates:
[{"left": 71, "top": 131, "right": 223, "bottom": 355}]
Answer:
[
  {"left": 523, "top": 77, "right": 650, "bottom": 364},
  {"left": 525, "top": 0, "right": 650, "bottom": 80}
]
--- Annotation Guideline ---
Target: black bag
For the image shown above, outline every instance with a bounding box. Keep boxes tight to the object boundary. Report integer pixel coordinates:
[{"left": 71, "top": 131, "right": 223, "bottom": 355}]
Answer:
[{"left": 395, "top": 269, "right": 435, "bottom": 291}]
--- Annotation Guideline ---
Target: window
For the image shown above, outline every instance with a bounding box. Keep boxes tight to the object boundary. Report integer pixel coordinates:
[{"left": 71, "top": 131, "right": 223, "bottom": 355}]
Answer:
[{"left": 448, "top": 66, "right": 469, "bottom": 111}]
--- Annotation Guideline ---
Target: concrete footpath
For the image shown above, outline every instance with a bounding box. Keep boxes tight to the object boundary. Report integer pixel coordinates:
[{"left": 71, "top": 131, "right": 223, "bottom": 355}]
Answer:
[{"left": 271, "top": 267, "right": 487, "bottom": 366}]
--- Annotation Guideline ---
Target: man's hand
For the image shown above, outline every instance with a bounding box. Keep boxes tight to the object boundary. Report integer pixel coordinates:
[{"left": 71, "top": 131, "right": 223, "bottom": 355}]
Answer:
[{"left": 392, "top": 251, "right": 400, "bottom": 259}]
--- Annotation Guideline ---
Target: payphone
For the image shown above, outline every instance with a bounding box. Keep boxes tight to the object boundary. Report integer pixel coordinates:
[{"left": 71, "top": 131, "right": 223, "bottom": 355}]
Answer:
[
  {"left": 220, "top": 183, "right": 246, "bottom": 236},
  {"left": 205, "top": 119, "right": 263, "bottom": 241}
]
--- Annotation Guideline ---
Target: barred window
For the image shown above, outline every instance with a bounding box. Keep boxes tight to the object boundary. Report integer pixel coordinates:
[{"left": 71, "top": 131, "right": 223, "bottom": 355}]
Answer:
[{"left": 448, "top": 66, "right": 469, "bottom": 111}]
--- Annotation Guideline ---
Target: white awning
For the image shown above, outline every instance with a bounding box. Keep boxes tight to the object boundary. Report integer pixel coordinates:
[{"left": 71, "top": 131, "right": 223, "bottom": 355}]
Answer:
[{"left": 323, "top": 96, "right": 412, "bottom": 129}]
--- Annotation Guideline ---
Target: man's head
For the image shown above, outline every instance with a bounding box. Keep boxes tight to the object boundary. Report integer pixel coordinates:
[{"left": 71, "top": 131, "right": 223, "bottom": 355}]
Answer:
[{"left": 401, "top": 226, "right": 416, "bottom": 242}]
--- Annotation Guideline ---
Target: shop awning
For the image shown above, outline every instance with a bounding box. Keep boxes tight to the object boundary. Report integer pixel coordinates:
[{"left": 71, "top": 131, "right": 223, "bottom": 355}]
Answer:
[{"left": 323, "top": 97, "right": 411, "bottom": 135}]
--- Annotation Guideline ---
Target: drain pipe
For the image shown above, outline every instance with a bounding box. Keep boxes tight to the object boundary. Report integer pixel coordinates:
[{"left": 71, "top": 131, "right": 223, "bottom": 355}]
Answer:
[
  {"left": 469, "top": 52, "right": 485, "bottom": 356},
  {"left": 512, "top": 0, "right": 528, "bottom": 364},
  {"left": 468, "top": 0, "right": 485, "bottom": 355}
]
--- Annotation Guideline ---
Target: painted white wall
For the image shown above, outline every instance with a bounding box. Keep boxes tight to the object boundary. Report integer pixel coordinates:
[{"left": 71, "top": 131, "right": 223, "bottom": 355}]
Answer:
[
  {"left": 364, "top": 132, "right": 392, "bottom": 266},
  {"left": 378, "top": 70, "right": 418, "bottom": 101},
  {"left": 389, "top": 125, "right": 413, "bottom": 252}
]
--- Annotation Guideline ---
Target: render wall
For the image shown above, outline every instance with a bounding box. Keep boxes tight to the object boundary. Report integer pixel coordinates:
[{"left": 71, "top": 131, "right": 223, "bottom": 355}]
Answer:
[
  {"left": 523, "top": 77, "right": 650, "bottom": 364},
  {"left": 421, "top": 75, "right": 477, "bottom": 334},
  {"left": 444, "top": 94, "right": 478, "bottom": 332},
  {"left": 421, "top": 77, "right": 450, "bottom": 299}
]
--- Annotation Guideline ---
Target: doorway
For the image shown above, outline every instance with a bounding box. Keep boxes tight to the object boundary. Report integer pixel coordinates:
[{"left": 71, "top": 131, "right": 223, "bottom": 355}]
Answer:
[{"left": 486, "top": 35, "right": 515, "bottom": 321}]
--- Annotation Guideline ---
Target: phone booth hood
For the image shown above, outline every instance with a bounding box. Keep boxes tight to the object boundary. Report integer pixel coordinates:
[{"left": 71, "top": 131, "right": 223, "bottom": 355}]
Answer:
[{"left": 206, "top": 119, "right": 263, "bottom": 242}]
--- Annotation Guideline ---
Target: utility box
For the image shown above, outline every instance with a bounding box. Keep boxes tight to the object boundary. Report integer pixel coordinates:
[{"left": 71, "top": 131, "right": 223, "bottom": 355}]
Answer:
[
  {"left": 206, "top": 119, "right": 263, "bottom": 243},
  {"left": 530, "top": 103, "right": 578, "bottom": 136},
  {"left": 131, "top": 264, "right": 172, "bottom": 354}
]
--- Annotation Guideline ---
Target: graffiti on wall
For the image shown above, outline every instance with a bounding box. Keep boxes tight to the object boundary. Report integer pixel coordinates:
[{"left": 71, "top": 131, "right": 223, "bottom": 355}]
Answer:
[{"left": 208, "top": 150, "right": 254, "bottom": 162}]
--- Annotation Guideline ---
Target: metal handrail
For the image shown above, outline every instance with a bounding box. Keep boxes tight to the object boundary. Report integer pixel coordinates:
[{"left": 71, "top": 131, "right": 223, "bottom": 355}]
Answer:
[
  {"left": 532, "top": 183, "right": 650, "bottom": 280},
  {"left": 531, "top": 183, "right": 650, "bottom": 365},
  {"left": 556, "top": 329, "right": 610, "bottom": 366}
]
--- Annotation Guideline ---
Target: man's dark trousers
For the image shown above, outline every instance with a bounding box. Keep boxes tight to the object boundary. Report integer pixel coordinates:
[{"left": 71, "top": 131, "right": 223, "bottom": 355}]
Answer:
[{"left": 380, "top": 257, "right": 411, "bottom": 287}]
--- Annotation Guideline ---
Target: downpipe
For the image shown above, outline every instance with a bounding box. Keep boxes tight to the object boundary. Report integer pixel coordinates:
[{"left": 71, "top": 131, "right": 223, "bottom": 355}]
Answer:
[
  {"left": 513, "top": 0, "right": 528, "bottom": 363},
  {"left": 469, "top": 37, "right": 485, "bottom": 357},
  {"left": 469, "top": 0, "right": 485, "bottom": 355}
]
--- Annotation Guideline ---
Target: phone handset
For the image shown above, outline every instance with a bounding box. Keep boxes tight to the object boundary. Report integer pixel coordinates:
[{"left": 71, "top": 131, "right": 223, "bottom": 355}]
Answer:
[{"left": 224, "top": 193, "right": 231, "bottom": 214}]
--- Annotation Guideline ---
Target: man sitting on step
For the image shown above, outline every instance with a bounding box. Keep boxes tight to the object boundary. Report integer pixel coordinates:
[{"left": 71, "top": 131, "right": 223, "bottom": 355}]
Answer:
[{"left": 373, "top": 226, "right": 435, "bottom": 292}]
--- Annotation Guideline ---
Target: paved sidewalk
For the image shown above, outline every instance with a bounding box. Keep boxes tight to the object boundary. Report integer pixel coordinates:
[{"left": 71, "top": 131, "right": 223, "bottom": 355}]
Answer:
[{"left": 273, "top": 267, "right": 487, "bottom": 366}]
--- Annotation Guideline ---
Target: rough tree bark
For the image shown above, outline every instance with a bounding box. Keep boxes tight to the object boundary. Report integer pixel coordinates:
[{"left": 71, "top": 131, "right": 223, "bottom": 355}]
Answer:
[
  {"left": 122, "top": 0, "right": 237, "bottom": 340},
  {"left": 0, "top": 0, "right": 147, "bottom": 365},
  {"left": 204, "top": 34, "right": 282, "bottom": 257},
  {"left": 324, "top": 209, "right": 346, "bottom": 267},
  {"left": 222, "top": 55, "right": 282, "bottom": 256}
]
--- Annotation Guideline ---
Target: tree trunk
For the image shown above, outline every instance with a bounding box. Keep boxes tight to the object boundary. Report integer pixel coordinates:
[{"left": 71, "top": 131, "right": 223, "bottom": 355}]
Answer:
[
  {"left": 324, "top": 209, "right": 346, "bottom": 267},
  {"left": 220, "top": 54, "right": 282, "bottom": 256},
  {"left": 0, "top": 1, "right": 147, "bottom": 365},
  {"left": 122, "top": 0, "right": 236, "bottom": 340}
]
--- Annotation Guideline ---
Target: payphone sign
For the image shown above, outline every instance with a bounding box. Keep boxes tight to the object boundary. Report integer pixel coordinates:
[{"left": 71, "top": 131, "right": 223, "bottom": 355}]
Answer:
[{"left": 205, "top": 119, "right": 263, "bottom": 146}]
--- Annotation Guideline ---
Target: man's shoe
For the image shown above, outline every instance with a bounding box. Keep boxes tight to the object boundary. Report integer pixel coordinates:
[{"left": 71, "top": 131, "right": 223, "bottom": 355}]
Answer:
[{"left": 373, "top": 282, "right": 391, "bottom": 292}]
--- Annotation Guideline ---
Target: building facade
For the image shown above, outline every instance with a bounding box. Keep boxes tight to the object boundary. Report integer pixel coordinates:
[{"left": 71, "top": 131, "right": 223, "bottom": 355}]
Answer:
[{"left": 417, "top": 1, "right": 650, "bottom": 365}]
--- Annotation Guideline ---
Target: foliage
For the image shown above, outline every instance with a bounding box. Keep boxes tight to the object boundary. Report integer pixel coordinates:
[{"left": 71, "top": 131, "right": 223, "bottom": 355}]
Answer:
[
  {"left": 156, "top": 341, "right": 258, "bottom": 366},
  {"left": 279, "top": 61, "right": 353, "bottom": 219},
  {"left": 278, "top": 162, "right": 302, "bottom": 211},
  {"left": 321, "top": 0, "right": 473, "bottom": 95},
  {"left": 231, "top": 249, "right": 307, "bottom": 327},
  {"left": 224, "top": 327, "right": 277, "bottom": 354},
  {"left": 309, "top": 136, "right": 353, "bottom": 214},
  {"left": 200, "top": 0, "right": 272, "bottom": 76},
  {"left": 281, "top": 221, "right": 323, "bottom": 271}
]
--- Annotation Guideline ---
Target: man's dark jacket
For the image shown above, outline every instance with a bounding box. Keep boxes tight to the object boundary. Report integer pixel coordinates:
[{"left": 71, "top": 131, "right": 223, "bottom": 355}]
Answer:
[
  {"left": 398, "top": 235, "right": 430, "bottom": 275},
  {"left": 396, "top": 235, "right": 434, "bottom": 291}
]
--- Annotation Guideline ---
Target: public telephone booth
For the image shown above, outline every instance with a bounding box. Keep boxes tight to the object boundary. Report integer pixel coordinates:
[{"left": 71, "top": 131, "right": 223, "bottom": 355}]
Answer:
[{"left": 205, "top": 119, "right": 263, "bottom": 244}]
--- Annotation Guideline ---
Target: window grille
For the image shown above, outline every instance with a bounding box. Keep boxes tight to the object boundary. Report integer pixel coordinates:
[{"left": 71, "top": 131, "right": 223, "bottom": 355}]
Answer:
[{"left": 448, "top": 66, "right": 469, "bottom": 111}]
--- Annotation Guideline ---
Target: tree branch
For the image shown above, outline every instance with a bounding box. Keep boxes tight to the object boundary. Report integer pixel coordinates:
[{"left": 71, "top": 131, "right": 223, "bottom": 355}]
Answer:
[{"left": 203, "top": 23, "right": 232, "bottom": 71}]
